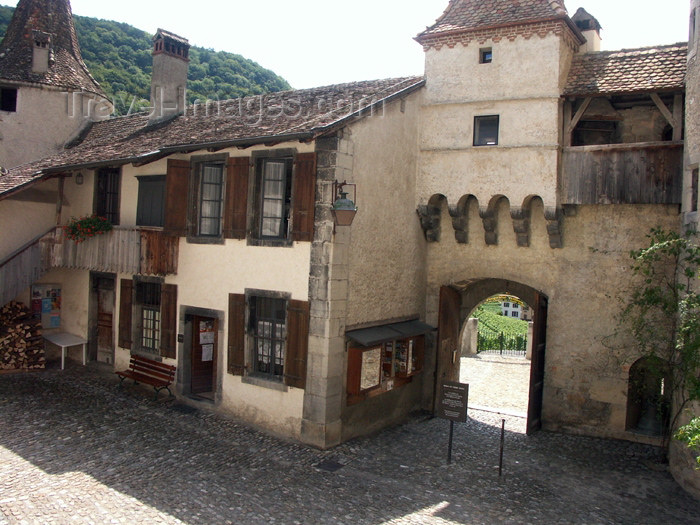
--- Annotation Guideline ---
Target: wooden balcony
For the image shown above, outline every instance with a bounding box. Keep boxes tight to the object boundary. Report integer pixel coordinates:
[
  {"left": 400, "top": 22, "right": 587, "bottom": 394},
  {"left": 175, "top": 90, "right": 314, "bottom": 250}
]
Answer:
[
  {"left": 561, "top": 141, "right": 683, "bottom": 205},
  {"left": 43, "top": 226, "right": 179, "bottom": 276}
]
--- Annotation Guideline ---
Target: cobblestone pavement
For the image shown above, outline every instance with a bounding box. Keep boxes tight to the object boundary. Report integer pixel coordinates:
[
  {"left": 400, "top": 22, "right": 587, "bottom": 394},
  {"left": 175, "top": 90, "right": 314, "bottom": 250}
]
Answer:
[{"left": 1, "top": 363, "right": 698, "bottom": 525}]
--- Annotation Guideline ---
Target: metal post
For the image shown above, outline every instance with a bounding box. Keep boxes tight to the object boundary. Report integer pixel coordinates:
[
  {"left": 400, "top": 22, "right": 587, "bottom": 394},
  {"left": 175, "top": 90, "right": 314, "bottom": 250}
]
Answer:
[
  {"left": 498, "top": 419, "right": 505, "bottom": 476},
  {"left": 447, "top": 420, "right": 454, "bottom": 464}
]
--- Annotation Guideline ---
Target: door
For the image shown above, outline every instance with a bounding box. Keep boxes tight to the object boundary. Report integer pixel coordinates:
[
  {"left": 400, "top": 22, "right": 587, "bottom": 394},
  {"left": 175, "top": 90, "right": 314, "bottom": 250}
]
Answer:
[
  {"left": 527, "top": 291, "right": 548, "bottom": 435},
  {"left": 96, "top": 277, "right": 115, "bottom": 364},
  {"left": 436, "top": 286, "right": 462, "bottom": 410},
  {"left": 191, "top": 315, "right": 217, "bottom": 394}
]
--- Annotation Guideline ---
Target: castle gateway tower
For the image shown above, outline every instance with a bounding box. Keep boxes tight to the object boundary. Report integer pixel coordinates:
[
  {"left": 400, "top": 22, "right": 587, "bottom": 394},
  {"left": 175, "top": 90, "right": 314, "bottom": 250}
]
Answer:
[{"left": 0, "top": 0, "right": 111, "bottom": 168}]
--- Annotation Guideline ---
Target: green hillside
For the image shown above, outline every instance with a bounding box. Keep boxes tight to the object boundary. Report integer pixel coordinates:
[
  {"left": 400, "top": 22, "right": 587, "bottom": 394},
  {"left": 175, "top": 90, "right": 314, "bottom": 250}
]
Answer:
[
  {"left": 473, "top": 305, "right": 528, "bottom": 337},
  {"left": 0, "top": 5, "right": 291, "bottom": 114}
]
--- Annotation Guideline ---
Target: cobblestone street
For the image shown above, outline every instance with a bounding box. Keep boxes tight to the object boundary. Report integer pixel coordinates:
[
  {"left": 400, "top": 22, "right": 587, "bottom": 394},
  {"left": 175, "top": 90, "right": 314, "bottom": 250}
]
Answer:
[{"left": 1, "top": 363, "right": 698, "bottom": 524}]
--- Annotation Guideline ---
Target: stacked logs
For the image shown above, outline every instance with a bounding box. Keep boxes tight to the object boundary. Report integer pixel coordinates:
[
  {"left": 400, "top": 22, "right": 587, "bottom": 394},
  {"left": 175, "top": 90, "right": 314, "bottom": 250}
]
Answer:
[{"left": 0, "top": 302, "right": 45, "bottom": 371}]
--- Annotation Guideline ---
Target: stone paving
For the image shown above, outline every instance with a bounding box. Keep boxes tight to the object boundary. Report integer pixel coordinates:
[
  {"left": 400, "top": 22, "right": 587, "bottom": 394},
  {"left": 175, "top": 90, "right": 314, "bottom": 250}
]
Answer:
[{"left": 0, "top": 362, "right": 698, "bottom": 525}]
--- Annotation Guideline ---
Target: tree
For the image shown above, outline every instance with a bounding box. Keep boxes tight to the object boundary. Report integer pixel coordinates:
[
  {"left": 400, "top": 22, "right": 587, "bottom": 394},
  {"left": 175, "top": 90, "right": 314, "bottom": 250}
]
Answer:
[{"left": 618, "top": 228, "right": 700, "bottom": 454}]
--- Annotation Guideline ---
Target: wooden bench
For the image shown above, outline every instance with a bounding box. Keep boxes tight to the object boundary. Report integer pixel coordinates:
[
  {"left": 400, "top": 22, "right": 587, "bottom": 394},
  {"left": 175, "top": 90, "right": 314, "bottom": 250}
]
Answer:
[{"left": 116, "top": 354, "right": 176, "bottom": 400}]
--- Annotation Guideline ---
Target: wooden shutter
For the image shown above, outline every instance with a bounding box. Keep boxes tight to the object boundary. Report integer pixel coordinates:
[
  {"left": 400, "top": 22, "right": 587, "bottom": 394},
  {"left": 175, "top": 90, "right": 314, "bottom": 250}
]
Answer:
[
  {"left": 118, "top": 279, "right": 133, "bottom": 349},
  {"left": 228, "top": 293, "right": 246, "bottom": 375},
  {"left": 160, "top": 284, "right": 178, "bottom": 359},
  {"left": 164, "top": 159, "right": 190, "bottom": 236},
  {"left": 224, "top": 157, "right": 250, "bottom": 239},
  {"left": 291, "top": 153, "right": 316, "bottom": 242},
  {"left": 284, "top": 300, "right": 309, "bottom": 389}
]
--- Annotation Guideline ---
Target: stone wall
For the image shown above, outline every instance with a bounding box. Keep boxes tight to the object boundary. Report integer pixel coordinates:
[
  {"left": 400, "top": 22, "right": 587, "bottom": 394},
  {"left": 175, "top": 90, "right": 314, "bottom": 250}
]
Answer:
[{"left": 425, "top": 201, "right": 680, "bottom": 442}]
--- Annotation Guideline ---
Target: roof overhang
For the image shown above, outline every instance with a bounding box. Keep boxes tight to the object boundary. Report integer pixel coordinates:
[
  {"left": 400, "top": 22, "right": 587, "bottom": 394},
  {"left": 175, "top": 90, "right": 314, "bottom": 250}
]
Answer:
[{"left": 346, "top": 320, "right": 436, "bottom": 347}]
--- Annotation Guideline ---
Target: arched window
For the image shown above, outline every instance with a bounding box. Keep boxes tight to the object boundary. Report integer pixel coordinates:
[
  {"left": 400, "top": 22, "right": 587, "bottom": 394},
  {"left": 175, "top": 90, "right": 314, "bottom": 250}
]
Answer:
[{"left": 626, "top": 356, "right": 671, "bottom": 436}]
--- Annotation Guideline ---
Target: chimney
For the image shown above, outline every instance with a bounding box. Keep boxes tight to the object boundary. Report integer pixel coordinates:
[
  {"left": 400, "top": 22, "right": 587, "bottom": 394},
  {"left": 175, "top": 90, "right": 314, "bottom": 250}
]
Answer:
[
  {"left": 31, "top": 30, "right": 53, "bottom": 73},
  {"left": 571, "top": 8, "right": 602, "bottom": 53},
  {"left": 149, "top": 29, "right": 189, "bottom": 123}
]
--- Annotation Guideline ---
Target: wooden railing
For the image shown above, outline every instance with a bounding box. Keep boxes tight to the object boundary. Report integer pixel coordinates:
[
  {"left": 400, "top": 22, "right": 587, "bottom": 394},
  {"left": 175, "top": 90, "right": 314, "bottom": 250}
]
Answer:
[
  {"left": 0, "top": 226, "right": 178, "bottom": 306},
  {"left": 0, "top": 229, "right": 53, "bottom": 307},
  {"left": 561, "top": 141, "right": 683, "bottom": 205},
  {"left": 43, "top": 227, "right": 179, "bottom": 276}
]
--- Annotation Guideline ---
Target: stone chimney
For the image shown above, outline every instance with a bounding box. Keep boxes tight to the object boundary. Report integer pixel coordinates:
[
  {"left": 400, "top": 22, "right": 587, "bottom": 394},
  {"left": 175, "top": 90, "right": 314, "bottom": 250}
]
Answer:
[
  {"left": 149, "top": 29, "right": 189, "bottom": 123},
  {"left": 31, "top": 30, "right": 53, "bottom": 73},
  {"left": 572, "top": 7, "right": 602, "bottom": 53}
]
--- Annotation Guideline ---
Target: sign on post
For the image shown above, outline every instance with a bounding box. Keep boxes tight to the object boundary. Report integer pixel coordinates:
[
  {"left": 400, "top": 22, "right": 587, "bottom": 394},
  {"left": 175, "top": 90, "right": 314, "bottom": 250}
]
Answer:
[
  {"left": 438, "top": 381, "right": 468, "bottom": 422},
  {"left": 438, "top": 381, "right": 469, "bottom": 464}
]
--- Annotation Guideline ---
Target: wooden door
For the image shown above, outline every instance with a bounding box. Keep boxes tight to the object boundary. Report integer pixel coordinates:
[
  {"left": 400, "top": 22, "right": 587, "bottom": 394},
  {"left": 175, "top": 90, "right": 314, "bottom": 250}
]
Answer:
[
  {"left": 436, "top": 286, "right": 462, "bottom": 409},
  {"left": 191, "top": 315, "right": 217, "bottom": 394},
  {"left": 527, "top": 291, "right": 548, "bottom": 435},
  {"left": 96, "top": 277, "right": 115, "bottom": 364}
]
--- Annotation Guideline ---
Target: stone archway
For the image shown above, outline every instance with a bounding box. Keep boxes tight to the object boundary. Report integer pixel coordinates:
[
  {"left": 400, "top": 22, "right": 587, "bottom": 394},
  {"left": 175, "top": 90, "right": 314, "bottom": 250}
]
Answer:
[{"left": 437, "top": 279, "right": 548, "bottom": 435}]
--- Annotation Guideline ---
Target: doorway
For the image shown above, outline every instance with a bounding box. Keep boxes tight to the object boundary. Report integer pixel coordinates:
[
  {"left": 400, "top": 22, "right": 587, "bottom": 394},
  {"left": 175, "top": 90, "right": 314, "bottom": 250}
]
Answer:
[
  {"left": 437, "top": 280, "right": 548, "bottom": 434},
  {"left": 89, "top": 272, "right": 116, "bottom": 365},
  {"left": 190, "top": 315, "right": 217, "bottom": 396}
]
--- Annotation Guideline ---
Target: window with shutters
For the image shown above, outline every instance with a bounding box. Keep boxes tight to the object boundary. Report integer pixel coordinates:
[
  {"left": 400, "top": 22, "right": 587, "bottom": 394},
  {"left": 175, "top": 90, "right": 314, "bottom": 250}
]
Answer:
[
  {"left": 249, "top": 150, "right": 316, "bottom": 246},
  {"left": 136, "top": 176, "right": 166, "bottom": 227},
  {"left": 228, "top": 291, "right": 309, "bottom": 390}
]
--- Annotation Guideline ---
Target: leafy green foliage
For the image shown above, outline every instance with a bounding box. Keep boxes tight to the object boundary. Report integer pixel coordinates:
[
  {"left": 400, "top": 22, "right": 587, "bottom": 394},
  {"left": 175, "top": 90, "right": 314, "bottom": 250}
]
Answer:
[
  {"left": 674, "top": 417, "right": 700, "bottom": 467},
  {"left": 0, "top": 6, "right": 291, "bottom": 115},
  {"left": 620, "top": 228, "right": 700, "bottom": 449}
]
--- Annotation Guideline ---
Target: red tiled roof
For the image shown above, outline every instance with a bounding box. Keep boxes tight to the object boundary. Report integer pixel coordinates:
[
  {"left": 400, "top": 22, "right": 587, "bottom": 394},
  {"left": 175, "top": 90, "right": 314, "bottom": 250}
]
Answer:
[
  {"left": 417, "top": 0, "right": 569, "bottom": 39},
  {"left": 0, "top": 76, "right": 424, "bottom": 197},
  {"left": 563, "top": 43, "right": 687, "bottom": 96},
  {"left": 0, "top": 0, "right": 106, "bottom": 97}
]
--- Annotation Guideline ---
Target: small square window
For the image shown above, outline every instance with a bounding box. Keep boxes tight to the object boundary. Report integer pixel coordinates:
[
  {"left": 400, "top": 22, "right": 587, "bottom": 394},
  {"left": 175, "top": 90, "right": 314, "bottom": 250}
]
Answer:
[
  {"left": 1, "top": 87, "right": 17, "bottom": 112},
  {"left": 474, "top": 115, "right": 499, "bottom": 146},
  {"left": 480, "top": 48, "right": 492, "bottom": 64}
]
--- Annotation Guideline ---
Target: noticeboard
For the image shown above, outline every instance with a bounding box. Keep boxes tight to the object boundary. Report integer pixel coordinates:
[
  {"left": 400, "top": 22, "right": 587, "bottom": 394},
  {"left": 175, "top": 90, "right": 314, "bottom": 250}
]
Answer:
[{"left": 438, "top": 381, "right": 468, "bottom": 422}]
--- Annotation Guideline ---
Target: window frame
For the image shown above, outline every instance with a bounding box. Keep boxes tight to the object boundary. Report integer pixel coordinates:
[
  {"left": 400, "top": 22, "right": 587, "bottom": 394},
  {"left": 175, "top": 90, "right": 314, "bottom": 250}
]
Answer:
[
  {"left": 245, "top": 290, "right": 291, "bottom": 383},
  {"left": 249, "top": 149, "right": 296, "bottom": 247},
  {"left": 473, "top": 115, "right": 499, "bottom": 146},
  {"left": 479, "top": 47, "right": 493, "bottom": 64},
  {"left": 94, "top": 167, "right": 121, "bottom": 225},
  {"left": 188, "top": 153, "right": 228, "bottom": 244},
  {"left": 133, "top": 279, "right": 163, "bottom": 356}
]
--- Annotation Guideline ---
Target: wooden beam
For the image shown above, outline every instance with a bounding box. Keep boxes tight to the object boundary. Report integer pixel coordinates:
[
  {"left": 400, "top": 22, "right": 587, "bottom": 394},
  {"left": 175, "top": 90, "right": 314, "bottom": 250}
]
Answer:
[
  {"left": 566, "top": 97, "right": 592, "bottom": 136},
  {"left": 563, "top": 99, "right": 573, "bottom": 147},
  {"left": 672, "top": 93, "right": 683, "bottom": 141},
  {"left": 56, "top": 177, "right": 64, "bottom": 225},
  {"left": 650, "top": 93, "right": 679, "bottom": 130}
]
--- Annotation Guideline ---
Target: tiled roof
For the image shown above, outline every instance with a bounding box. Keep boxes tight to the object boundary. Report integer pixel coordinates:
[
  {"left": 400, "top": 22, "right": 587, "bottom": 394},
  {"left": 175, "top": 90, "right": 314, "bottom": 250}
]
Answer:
[
  {"left": 563, "top": 43, "right": 687, "bottom": 96},
  {"left": 0, "top": 0, "right": 106, "bottom": 97},
  {"left": 417, "top": 0, "right": 569, "bottom": 39},
  {"left": 0, "top": 76, "right": 424, "bottom": 197}
]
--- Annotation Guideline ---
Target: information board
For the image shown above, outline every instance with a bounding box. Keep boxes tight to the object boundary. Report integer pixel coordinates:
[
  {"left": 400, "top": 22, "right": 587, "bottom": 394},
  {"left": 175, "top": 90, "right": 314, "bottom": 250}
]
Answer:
[{"left": 438, "top": 381, "right": 468, "bottom": 422}]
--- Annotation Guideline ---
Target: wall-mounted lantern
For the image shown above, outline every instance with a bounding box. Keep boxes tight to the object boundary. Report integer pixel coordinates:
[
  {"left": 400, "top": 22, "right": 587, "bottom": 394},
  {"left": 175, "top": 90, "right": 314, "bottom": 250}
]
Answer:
[
  {"left": 332, "top": 181, "right": 357, "bottom": 227},
  {"left": 75, "top": 172, "right": 84, "bottom": 185}
]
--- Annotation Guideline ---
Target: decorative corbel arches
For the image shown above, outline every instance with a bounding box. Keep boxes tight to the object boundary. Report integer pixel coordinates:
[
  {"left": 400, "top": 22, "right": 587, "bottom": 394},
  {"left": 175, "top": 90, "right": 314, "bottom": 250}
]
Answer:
[
  {"left": 416, "top": 194, "right": 446, "bottom": 242},
  {"left": 417, "top": 193, "right": 565, "bottom": 248}
]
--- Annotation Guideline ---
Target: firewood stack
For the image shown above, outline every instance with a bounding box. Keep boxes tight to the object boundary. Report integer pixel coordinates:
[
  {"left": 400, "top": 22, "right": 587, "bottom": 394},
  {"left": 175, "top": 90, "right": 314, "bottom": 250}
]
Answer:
[{"left": 0, "top": 302, "right": 45, "bottom": 371}]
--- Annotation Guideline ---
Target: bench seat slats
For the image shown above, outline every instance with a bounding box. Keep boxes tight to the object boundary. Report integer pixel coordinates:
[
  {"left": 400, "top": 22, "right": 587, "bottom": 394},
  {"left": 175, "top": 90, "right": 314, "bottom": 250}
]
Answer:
[{"left": 115, "top": 354, "right": 176, "bottom": 400}]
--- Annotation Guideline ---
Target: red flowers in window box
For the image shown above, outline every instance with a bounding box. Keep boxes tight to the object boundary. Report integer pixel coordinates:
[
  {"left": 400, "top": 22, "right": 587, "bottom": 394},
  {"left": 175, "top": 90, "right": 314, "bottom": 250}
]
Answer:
[{"left": 63, "top": 215, "right": 113, "bottom": 243}]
